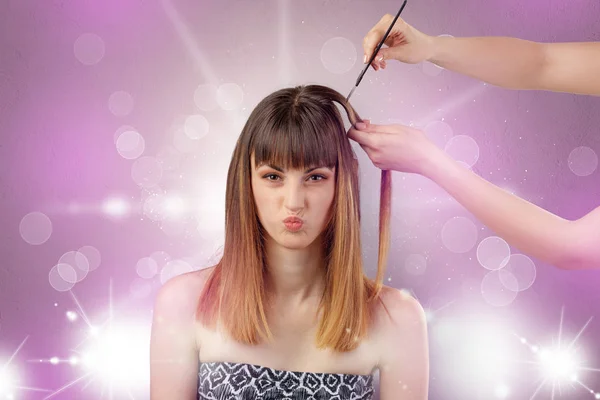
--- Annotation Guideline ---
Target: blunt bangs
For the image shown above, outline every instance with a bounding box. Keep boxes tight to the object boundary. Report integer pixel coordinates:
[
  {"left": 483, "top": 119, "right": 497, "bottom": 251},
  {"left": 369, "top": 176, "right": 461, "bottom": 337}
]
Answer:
[{"left": 248, "top": 91, "right": 345, "bottom": 172}]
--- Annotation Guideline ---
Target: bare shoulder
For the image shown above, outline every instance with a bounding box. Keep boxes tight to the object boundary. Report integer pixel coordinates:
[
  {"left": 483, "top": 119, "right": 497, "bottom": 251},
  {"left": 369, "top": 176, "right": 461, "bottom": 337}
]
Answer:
[
  {"left": 150, "top": 267, "right": 216, "bottom": 398},
  {"left": 370, "top": 285, "right": 427, "bottom": 347},
  {"left": 153, "top": 266, "right": 215, "bottom": 321},
  {"left": 372, "top": 286, "right": 429, "bottom": 397}
]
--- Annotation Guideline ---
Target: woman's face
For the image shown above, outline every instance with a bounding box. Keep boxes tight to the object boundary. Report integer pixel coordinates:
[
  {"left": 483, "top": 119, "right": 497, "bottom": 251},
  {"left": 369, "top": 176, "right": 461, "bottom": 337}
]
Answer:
[{"left": 251, "top": 153, "right": 336, "bottom": 250}]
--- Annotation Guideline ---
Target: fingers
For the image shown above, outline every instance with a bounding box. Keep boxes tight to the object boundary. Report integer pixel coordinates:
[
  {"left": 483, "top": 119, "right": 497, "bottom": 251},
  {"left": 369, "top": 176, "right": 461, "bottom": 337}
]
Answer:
[
  {"left": 347, "top": 126, "right": 376, "bottom": 148},
  {"left": 371, "top": 53, "right": 388, "bottom": 71},
  {"left": 347, "top": 129, "right": 380, "bottom": 168},
  {"left": 363, "top": 14, "right": 394, "bottom": 62},
  {"left": 355, "top": 121, "right": 402, "bottom": 134},
  {"left": 363, "top": 32, "right": 384, "bottom": 64}
]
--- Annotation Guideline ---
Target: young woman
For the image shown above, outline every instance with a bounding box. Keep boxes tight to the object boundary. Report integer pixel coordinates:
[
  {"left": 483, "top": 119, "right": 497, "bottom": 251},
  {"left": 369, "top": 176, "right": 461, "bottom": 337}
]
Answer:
[{"left": 150, "top": 85, "right": 429, "bottom": 399}]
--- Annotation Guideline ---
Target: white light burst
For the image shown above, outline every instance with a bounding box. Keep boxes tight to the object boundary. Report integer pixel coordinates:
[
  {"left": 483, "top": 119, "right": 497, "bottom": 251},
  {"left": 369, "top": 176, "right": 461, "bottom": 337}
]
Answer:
[
  {"left": 0, "top": 337, "right": 52, "bottom": 398},
  {"left": 517, "top": 307, "right": 600, "bottom": 399},
  {"left": 31, "top": 282, "right": 151, "bottom": 400}
]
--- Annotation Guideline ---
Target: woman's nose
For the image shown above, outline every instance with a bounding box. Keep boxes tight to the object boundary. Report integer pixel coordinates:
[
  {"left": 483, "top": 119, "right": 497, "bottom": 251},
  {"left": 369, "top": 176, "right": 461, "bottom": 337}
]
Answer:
[{"left": 284, "top": 183, "right": 305, "bottom": 210}]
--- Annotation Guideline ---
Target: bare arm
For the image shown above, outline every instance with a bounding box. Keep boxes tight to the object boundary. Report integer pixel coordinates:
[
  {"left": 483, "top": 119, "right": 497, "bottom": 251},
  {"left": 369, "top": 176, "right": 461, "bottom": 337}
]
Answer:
[
  {"left": 377, "top": 288, "right": 429, "bottom": 399},
  {"left": 348, "top": 122, "right": 600, "bottom": 270},
  {"left": 150, "top": 272, "right": 206, "bottom": 399},
  {"left": 363, "top": 14, "right": 600, "bottom": 96},
  {"left": 429, "top": 37, "right": 600, "bottom": 96},
  {"left": 422, "top": 145, "right": 600, "bottom": 270}
]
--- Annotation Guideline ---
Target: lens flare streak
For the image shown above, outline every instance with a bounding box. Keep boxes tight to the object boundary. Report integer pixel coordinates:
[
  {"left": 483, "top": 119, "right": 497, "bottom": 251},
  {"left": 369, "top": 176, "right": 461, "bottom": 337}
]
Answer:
[
  {"left": 515, "top": 307, "right": 600, "bottom": 399},
  {"left": 0, "top": 336, "right": 53, "bottom": 397},
  {"left": 29, "top": 281, "right": 147, "bottom": 400}
]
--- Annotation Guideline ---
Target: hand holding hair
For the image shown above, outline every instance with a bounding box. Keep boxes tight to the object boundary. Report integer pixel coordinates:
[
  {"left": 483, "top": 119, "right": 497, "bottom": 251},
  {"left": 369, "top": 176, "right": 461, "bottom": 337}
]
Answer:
[{"left": 348, "top": 121, "right": 600, "bottom": 270}]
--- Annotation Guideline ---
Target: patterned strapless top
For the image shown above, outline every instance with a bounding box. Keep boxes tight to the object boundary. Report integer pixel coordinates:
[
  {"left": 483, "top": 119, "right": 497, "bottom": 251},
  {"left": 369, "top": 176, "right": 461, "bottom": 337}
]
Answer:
[{"left": 198, "top": 361, "right": 374, "bottom": 400}]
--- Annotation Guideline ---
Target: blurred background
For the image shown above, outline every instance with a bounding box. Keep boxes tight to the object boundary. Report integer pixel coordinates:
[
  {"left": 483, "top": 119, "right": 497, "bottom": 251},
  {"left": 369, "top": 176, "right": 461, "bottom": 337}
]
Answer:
[{"left": 1, "top": 0, "right": 599, "bottom": 398}]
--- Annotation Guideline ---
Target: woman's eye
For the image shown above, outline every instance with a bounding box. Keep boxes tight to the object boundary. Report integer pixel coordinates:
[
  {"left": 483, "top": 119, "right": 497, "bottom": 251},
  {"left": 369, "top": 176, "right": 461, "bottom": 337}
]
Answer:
[
  {"left": 264, "top": 174, "right": 280, "bottom": 181},
  {"left": 309, "top": 174, "right": 326, "bottom": 181}
]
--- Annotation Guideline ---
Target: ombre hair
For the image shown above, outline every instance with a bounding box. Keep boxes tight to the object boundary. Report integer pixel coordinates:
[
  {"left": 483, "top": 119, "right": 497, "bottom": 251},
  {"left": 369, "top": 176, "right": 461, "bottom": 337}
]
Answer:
[{"left": 197, "top": 85, "right": 391, "bottom": 352}]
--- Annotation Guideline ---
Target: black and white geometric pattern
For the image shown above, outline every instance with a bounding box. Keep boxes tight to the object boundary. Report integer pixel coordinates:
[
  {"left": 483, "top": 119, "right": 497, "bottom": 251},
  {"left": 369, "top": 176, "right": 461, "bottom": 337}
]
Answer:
[{"left": 198, "top": 361, "right": 374, "bottom": 400}]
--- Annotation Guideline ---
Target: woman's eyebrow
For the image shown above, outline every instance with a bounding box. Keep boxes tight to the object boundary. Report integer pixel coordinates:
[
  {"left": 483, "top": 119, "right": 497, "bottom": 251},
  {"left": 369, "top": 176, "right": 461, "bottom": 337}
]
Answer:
[{"left": 257, "top": 164, "right": 333, "bottom": 173}]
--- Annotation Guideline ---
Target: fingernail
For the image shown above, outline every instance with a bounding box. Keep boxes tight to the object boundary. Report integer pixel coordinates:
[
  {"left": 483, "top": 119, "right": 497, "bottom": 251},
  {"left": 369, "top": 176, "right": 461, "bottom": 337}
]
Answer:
[
  {"left": 355, "top": 122, "right": 367, "bottom": 129},
  {"left": 363, "top": 54, "right": 367, "bottom": 64},
  {"left": 378, "top": 55, "right": 384, "bottom": 62}
]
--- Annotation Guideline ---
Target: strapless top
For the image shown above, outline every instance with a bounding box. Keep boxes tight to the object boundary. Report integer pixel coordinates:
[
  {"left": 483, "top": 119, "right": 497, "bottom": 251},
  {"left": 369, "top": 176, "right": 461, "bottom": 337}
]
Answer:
[{"left": 198, "top": 361, "right": 374, "bottom": 399}]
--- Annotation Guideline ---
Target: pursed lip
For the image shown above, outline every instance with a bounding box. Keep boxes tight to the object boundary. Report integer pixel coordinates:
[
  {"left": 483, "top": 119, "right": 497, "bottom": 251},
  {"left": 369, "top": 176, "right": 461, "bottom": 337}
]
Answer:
[{"left": 283, "top": 216, "right": 303, "bottom": 224}]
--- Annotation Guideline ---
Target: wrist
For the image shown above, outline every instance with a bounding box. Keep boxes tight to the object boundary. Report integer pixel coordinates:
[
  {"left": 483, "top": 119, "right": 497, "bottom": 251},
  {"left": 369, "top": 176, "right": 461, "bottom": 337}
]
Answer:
[
  {"left": 419, "top": 145, "right": 457, "bottom": 182},
  {"left": 427, "top": 34, "right": 452, "bottom": 65},
  {"left": 424, "top": 34, "right": 438, "bottom": 62}
]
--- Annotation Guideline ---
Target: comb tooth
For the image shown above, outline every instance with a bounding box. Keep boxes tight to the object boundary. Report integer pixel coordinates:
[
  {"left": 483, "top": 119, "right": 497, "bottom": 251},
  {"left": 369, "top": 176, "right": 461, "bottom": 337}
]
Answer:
[{"left": 346, "top": 86, "right": 356, "bottom": 102}]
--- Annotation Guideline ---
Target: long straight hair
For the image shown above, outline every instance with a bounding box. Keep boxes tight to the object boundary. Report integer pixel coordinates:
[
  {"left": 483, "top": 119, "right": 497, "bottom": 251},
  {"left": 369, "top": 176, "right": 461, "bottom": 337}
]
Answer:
[{"left": 197, "top": 85, "right": 391, "bottom": 352}]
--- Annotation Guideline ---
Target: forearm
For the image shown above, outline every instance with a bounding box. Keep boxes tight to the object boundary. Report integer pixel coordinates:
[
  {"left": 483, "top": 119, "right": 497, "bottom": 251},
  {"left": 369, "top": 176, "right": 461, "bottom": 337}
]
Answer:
[
  {"left": 428, "top": 36, "right": 600, "bottom": 95},
  {"left": 421, "top": 149, "right": 600, "bottom": 270},
  {"left": 428, "top": 36, "right": 546, "bottom": 90}
]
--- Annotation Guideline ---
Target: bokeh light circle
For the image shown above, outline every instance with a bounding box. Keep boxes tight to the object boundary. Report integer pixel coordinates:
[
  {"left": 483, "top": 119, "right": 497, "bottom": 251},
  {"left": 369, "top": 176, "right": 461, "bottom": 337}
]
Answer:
[
  {"left": 216, "top": 83, "right": 244, "bottom": 111},
  {"left": 57, "top": 263, "right": 78, "bottom": 286},
  {"left": 108, "top": 91, "right": 134, "bottom": 117},
  {"left": 184, "top": 114, "right": 209, "bottom": 140},
  {"left": 58, "top": 251, "right": 90, "bottom": 283},
  {"left": 194, "top": 83, "right": 219, "bottom": 111},
  {"left": 116, "top": 130, "right": 145, "bottom": 159},
  {"left": 441, "top": 216, "right": 478, "bottom": 253},
  {"left": 136, "top": 257, "right": 159, "bottom": 279},
  {"left": 78, "top": 245, "right": 101, "bottom": 271},
  {"left": 476, "top": 236, "right": 511, "bottom": 271},
  {"left": 49, "top": 264, "right": 76, "bottom": 291},
  {"left": 131, "top": 156, "right": 163, "bottom": 188},
  {"left": 320, "top": 37, "right": 357, "bottom": 74},
  {"left": 424, "top": 121, "right": 454, "bottom": 149},
  {"left": 405, "top": 254, "right": 427, "bottom": 276},
  {"left": 19, "top": 212, "right": 52, "bottom": 245},
  {"left": 445, "top": 135, "right": 480, "bottom": 168},
  {"left": 74, "top": 33, "right": 105, "bottom": 66},
  {"left": 568, "top": 146, "right": 598, "bottom": 177},
  {"left": 498, "top": 254, "right": 537, "bottom": 292},
  {"left": 113, "top": 125, "right": 137, "bottom": 143},
  {"left": 481, "top": 269, "right": 518, "bottom": 307}
]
